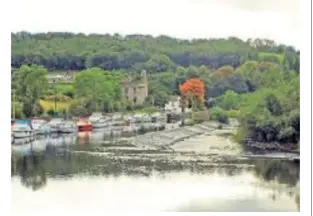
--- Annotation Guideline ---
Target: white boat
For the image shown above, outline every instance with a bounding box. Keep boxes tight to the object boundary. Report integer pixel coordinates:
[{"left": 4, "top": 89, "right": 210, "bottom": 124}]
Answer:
[
  {"left": 11, "top": 136, "right": 35, "bottom": 145},
  {"left": 123, "top": 115, "right": 135, "bottom": 124},
  {"left": 12, "top": 124, "right": 35, "bottom": 139},
  {"left": 32, "top": 119, "right": 51, "bottom": 135},
  {"left": 151, "top": 112, "right": 166, "bottom": 122},
  {"left": 111, "top": 113, "right": 122, "bottom": 120},
  {"left": 89, "top": 113, "right": 111, "bottom": 128},
  {"left": 133, "top": 114, "right": 143, "bottom": 123},
  {"left": 59, "top": 121, "right": 77, "bottom": 133},
  {"left": 110, "top": 114, "right": 124, "bottom": 126},
  {"left": 142, "top": 113, "right": 152, "bottom": 122},
  {"left": 47, "top": 118, "right": 65, "bottom": 133},
  {"left": 31, "top": 119, "right": 46, "bottom": 130},
  {"left": 35, "top": 123, "right": 52, "bottom": 135}
]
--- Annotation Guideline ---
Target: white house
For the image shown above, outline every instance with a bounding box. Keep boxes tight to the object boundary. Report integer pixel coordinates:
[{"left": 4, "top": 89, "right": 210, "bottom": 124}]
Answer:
[{"left": 164, "top": 96, "right": 191, "bottom": 114}]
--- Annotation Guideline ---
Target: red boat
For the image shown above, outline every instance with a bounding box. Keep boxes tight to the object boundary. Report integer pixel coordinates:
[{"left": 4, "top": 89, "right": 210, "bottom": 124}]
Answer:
[{"left": 77, "top": 118, "right": 93, "bottom": 131}]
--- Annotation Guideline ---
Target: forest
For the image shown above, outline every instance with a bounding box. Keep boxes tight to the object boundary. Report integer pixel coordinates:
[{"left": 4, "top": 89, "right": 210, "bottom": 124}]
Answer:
[{"left": 11, "top": 32, "right": 300, "bottom": 145}]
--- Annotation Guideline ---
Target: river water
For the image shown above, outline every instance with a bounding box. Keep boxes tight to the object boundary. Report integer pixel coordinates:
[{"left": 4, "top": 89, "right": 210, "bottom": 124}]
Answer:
[{"left": 11, "top": 124, "right": 300, "bottom": 212}]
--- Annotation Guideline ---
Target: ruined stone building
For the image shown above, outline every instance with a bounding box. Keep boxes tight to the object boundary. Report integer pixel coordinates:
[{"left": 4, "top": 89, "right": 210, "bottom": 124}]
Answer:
[{"left": 120, "top": 70, "right": 148, "bottom": 105}]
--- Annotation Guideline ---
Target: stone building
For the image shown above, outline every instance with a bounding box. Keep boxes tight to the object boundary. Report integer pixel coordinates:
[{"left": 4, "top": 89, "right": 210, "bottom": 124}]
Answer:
[
  {"left": 47, "top": 70, "right": 76, "bottom": 83},
  {"left": 120, "top": 70, "right": 148, "bottom": 105}
]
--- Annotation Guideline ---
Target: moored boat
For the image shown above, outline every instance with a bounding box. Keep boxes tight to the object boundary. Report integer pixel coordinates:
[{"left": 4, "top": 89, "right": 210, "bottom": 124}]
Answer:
[
  {"left": 151, "top": 112, "right": 166, "bottom": 123},
  {"left": 35, "top": 123, "right": 52, "bottom": 135},
  {"left": 89, "top": 112, "right": 110, "bottom": 128},
  {"left": 12, "top": 124, "right": 35, "bottom": 139},
  {"left": 77, "top": 118, "right": 93, "bottom": 131},
  {"left": 31, "top": 119, "right": 51, "bottom": 135},
  {"left": 47, "top": 118, "right": 65, "bottom": 133},
  {"left": 59, "top": 120, "right": 77, "bottom": 133}
]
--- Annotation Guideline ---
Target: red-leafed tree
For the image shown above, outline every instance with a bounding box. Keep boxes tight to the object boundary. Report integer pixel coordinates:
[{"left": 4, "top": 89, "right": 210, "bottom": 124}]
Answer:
[{"left": 179, "top": 78, "right": 205, "bottom": 110}]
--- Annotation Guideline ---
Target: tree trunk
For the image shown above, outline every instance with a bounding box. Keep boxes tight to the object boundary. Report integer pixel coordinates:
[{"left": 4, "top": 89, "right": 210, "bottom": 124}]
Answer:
[{"left": 181, "top": 105, "right": 185, "bottom": 126}]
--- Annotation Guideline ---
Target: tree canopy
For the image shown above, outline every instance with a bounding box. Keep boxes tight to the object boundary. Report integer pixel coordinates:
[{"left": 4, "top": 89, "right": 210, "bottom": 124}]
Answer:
[
  {"left": 11, "top": 32, "right": 299, "bottom": 73},
  {"left": 11, "top": 32, "right": 300, "bottom": 145}
]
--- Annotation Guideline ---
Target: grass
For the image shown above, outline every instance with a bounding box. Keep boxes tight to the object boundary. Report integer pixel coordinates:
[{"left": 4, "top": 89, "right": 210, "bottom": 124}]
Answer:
[
  {"left": 122, "top": 106, "right": 159, "bottom": 114},
  {"left": 39, "top": 99, "right": 71, "bottom": 111},
  {"left": 258, "top": 52, "right": 284, "bottom": 64}
]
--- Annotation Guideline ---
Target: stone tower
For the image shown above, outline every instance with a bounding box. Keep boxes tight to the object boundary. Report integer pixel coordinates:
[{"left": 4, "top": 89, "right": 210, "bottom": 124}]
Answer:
[{"left": 141, "top": 70, "right": 147, "bottom": 82}]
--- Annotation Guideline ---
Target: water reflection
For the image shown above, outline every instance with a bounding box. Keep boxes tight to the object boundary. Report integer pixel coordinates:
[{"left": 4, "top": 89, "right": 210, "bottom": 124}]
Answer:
[{"left": 11, "top": 128, "right": 300, "bottom": 212}]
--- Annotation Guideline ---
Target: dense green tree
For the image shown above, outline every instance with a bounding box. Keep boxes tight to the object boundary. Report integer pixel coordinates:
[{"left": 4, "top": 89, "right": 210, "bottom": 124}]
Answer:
[
  {"left": 74, "top": 68, "right": 119, "bottom": 112},
  {"left": 12, "top": 32, "right": 299, "bottom": 72},
  {"left": 13, "top": 64, "right": 48, "bottom": 117}
]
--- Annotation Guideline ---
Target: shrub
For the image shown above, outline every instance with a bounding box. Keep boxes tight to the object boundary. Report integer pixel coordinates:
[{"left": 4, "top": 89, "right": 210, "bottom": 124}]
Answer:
[
  {"left": 45, "top": 94, "right": 71, "bottom": 102},
  {"left": 68, "top": 104, "right": 89, "bottom": 117},
  {"left": 231, "top": 127, "right": 249, "bottom": 143},
  {"left": 40, "top": 114, "right": 52, "bottom": 121},
  {"left": 55, "top": 84, "right": 75, "bottom": 98},
  {"left": 210, "top": 107, "right": 229, "bottom": 124},
  {"left": 141, "top": 106, "right": 158, "bottom": 114},
  {"left": 224, "top": 110, "right": 240, "bottom": 118},
  {"left": 46, "top": 109, "right": 58, "bottom": 117},
  {"left": 215, "top": 90, "right": 241, "bottom": 110}
]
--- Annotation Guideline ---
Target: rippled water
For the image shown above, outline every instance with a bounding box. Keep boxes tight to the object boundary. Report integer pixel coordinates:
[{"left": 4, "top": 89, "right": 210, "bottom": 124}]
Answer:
[{"left": 11, "top": 126, "right": 300, "bottom": 212}]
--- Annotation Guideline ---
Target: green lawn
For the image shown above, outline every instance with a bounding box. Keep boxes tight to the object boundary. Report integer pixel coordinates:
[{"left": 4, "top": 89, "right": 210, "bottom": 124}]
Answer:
[{"left": 39, "top": 99, "right": 71, "bottom": 111}]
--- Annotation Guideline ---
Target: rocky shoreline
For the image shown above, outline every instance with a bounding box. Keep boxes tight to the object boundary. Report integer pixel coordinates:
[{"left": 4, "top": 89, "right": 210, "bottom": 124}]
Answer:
[{"left": 243, "top": 139, "right": 299, "bottom": 155}]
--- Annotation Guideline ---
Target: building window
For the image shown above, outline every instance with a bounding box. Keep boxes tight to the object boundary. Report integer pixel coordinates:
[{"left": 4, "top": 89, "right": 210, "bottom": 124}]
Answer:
[
  {"left": 133, "top": 87, "right": 136, "bottom": 93},
  {"left": 133, "top": 97, "right": 137, "bottom": 104}
]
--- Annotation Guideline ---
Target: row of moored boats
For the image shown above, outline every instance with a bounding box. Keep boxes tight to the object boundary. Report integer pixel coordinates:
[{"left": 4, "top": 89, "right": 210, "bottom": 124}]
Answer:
[{"left": 11, "top": 112, "right": 166, "bottom": 139}]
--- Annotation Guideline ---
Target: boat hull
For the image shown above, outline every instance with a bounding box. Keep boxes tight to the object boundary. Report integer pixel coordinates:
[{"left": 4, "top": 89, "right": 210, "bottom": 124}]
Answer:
[
  {"left": 59, "top": 127, "right": 77, "bottom": 134},
  {"left": 78, "top": 124, "right": 93, "bottom": 132},
  {"left": 91, "top": 122, "right": 109, "bottom": 128},
  {"left": 13, "top": 130, "right": 35, "bottom": 139}
]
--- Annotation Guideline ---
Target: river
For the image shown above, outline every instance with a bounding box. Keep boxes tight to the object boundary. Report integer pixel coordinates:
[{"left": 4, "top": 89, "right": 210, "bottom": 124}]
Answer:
[{"left": 11, "top": 123, "right": 300, "bottom": 212}]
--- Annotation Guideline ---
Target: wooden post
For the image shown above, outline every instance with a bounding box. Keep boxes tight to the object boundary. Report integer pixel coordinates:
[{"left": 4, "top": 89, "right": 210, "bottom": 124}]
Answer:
[{"left": 180, "top": 95, "right": 186, "bottom": 127}]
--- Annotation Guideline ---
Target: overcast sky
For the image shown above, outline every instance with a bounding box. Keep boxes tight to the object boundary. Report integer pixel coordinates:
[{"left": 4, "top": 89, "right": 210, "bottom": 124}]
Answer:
[{"left": 11, "top": 0, "right": 300, "bottom": 47}]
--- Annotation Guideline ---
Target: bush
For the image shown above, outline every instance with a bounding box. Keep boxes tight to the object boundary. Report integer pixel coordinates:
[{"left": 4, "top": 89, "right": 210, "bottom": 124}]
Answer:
[
  {"left": 185, "top": 119, "right": 195, "bottom": 126},
  {"left": 231, "top": 127, "right": 249, "bottom": 143},
  {"left": 55, "top": 84, "right": 75, "bottom": 98},
  {"left": 210, "top": 107, "right": 229, "bottom": 124},
  {"left": 141, "top": 106, "right": 158, "bottom": 114},
  {"left": 224, "top": 110, "right": 240, "bottom": 118},
  {"left": 40, "top": 114, "right": 52, "bottom": 121},
  {"left": 45, "top": 94, "right": 71, "bottom": 102},
  {"left": 215, "top": 90, "right": 241, "bottom": 110},
  {"left": 46, "top": 109, "right": 58, "bottom": 117},
  {"left": 68, "top": 104, "right": 89, "bottom": 117}
]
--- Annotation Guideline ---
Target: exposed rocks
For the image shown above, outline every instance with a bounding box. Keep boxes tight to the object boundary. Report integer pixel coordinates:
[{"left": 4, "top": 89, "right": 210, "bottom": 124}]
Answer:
[{"left": 244, "top": 139, "right": 298, "bottom": 154}]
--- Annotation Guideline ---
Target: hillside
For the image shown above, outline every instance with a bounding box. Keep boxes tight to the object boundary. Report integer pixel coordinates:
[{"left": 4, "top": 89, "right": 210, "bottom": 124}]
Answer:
[
  {"left": 11, "top": 32, "right": 300, "bottom": 146},
  {"left": 11, "top": 32, "right": 299, "bottom": 73}
]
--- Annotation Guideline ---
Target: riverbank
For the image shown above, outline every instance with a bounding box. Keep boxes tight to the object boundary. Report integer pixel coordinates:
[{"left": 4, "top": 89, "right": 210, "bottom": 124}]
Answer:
[
  {"left": 114, "top": 120, "right": 300, "bottom": 162},
  {"left": 243, "top": 139, "right": 299, "bottom": 154}
]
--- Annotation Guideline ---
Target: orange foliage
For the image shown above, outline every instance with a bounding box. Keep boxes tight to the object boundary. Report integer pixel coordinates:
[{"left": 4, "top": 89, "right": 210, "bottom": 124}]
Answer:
[{"left": 179, "top": 78, "right": 205, "bottom": 104}]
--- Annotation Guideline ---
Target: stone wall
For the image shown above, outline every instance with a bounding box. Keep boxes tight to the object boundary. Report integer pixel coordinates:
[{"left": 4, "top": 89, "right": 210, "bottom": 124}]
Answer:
[{"left": 121, "top": 72, "right": 148, "bottom": 105}]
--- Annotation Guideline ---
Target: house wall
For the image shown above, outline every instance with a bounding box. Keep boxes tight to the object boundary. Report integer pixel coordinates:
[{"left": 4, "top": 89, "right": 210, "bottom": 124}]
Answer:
[
  {"left": 164, "top": 96, "right": 191, "bottom": 113},
  {"left": 121, "top": 71, "right": 148, "bottom": 105}
]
